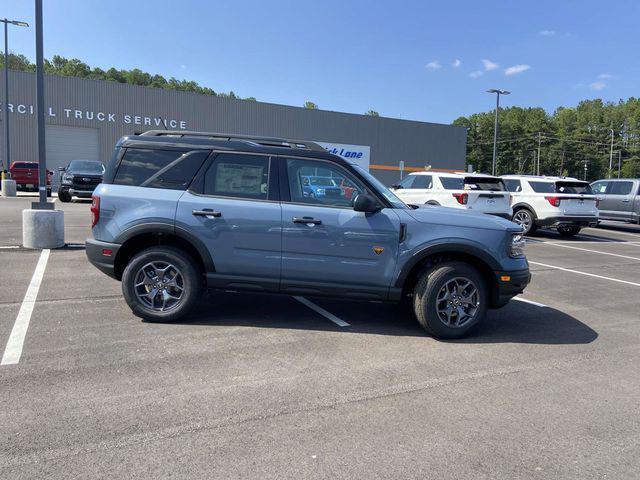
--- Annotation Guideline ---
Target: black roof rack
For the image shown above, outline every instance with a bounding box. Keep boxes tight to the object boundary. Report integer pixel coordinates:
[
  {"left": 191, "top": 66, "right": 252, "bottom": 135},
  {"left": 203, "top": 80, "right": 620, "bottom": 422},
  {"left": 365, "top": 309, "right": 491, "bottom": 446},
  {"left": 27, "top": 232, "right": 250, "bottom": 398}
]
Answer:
[{"left": 139, "top": 130, "right": 325, "bottom": 152}]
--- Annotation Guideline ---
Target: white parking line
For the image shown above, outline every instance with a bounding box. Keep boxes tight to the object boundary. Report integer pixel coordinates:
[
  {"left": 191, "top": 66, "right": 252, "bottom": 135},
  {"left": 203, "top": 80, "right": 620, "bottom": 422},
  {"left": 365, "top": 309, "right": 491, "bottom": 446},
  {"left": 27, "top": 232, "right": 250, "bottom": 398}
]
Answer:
[
  {"left": 293, "top": 296, "right": 350, "bottom": 327},
  {"left": 0, "top": 245, "right": 21, "bottom": 249},
  {"left": 584, "top": 227, "right": 640, "bottom": 239},
  {"left": 529, "top": 260, "right": 640, "bottom": 287},
  {"left": 1, "top": 249, "right": 50, "bottom": 365},
  {"left": 513, "top": 296, "right": 547, "bottom": 308},
  {"left": 535, "top": 242, "right": 640, "bottom": 261}
]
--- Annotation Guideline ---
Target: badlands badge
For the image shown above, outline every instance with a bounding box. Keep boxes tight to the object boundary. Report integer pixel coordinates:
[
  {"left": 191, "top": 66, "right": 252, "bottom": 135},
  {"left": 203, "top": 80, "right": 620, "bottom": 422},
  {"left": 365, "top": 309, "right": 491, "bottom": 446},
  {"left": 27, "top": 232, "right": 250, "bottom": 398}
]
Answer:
[{"left": 372, "top": 246, "right": 384, "bottom": 255}]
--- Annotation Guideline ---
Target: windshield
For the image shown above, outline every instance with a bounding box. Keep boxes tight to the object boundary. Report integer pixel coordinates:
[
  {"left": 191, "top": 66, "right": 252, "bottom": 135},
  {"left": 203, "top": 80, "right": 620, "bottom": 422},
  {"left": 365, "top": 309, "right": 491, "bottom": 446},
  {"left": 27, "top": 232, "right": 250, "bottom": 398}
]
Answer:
[
  {"left": 556, "top": 181, "right": 593, "bottom": 194},
  {"left": 353, "top": 165, "right": 408, "bottom": 209},
  {"left": 68, "top": 160, "right": 105, "bottom": 173},
  {"left": 464, "top": 176, "right": 506, "bottom": 191}
]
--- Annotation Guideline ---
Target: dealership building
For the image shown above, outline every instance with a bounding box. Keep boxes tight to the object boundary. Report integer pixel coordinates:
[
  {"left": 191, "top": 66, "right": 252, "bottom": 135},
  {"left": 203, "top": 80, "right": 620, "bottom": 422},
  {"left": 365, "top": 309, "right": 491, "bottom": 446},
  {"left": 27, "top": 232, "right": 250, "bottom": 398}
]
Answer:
[{"left": 1, "top": 70, "right": 466, "bottom": 187}]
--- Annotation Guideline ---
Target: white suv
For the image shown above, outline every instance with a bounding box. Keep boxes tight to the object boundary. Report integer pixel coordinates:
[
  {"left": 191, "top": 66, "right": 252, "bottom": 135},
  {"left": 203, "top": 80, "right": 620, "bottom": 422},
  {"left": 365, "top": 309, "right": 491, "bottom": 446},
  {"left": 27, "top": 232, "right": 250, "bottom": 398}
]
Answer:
[
  {"left": 501, "top": 175, "right": 599, "bottom": 236},
  {"left": 389, "top": 172, "right": 512, "bottom": 219}
]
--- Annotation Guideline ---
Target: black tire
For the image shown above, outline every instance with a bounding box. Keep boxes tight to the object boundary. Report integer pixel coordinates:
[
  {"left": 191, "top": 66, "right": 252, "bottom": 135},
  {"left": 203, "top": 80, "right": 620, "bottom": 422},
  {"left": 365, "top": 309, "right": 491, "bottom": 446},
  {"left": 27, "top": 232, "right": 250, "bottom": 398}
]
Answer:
[
  {"left": 413, "top": 262, "right": 488, "bottom": 339},
  {"left": 512, "top": 208, "right": 537, "bottom": 235},
  {"left": 557, "top": 225, "right": 581, "bottom": 237},
  {"left": 57, "top": 189, "right": 71, "bottom": 202},
  {"left": 122, "top": 246, "right": 202, "bottom": 322}
]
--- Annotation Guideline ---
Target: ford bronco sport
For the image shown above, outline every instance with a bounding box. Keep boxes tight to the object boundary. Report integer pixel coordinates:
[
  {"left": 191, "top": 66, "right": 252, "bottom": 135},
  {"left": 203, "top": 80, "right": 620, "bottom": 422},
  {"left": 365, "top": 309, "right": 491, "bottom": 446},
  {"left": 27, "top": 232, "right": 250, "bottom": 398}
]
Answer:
[{"left": 86, "top": 131, "right": 530, "bottom": 339}]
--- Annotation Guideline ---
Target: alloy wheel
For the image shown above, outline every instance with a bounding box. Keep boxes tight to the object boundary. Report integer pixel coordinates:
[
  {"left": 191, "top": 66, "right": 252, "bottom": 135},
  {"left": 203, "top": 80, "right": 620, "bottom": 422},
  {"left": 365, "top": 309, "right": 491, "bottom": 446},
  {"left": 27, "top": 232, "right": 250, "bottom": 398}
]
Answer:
[
  {"left": 513, "top": 210, "right": 532, "bottom": 233},
  {"left": 134, "top": 261, "right": 185, "bottom": 312},
  {"left": 435, "top": 277, "right": 480, "bottom": 328}
]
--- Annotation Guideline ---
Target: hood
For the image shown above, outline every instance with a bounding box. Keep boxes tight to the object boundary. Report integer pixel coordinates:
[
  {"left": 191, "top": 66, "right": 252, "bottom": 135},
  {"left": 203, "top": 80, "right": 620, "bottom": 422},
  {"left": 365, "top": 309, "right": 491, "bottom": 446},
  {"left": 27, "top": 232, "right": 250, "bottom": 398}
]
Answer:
[
  {"left": 67, "top": 169, "right": 104, "bottom": 177},
  {"left": 406, "top": 204, "right": 521, "bottom": 232}
]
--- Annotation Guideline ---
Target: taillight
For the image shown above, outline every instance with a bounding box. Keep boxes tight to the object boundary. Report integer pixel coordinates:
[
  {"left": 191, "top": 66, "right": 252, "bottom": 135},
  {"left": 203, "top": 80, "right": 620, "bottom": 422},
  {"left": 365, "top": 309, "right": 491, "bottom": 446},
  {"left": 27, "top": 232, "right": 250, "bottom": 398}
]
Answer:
[
  {"left": 545, "top": 196, "right": 561, "bottom": 207},
  {"left": 91, "top": 195, "right": 100, "bottom": 228},
  {"left": 452, "top": 193, "right": 468, "bottom": 205}
]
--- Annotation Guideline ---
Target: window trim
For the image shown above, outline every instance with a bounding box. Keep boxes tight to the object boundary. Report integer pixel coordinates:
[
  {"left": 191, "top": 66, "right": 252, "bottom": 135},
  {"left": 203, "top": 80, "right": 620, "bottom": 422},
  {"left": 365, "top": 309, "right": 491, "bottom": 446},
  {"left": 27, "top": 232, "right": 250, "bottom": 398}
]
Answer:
[{"left": 189, "top": 151, "right": 279, "bottom": 202}]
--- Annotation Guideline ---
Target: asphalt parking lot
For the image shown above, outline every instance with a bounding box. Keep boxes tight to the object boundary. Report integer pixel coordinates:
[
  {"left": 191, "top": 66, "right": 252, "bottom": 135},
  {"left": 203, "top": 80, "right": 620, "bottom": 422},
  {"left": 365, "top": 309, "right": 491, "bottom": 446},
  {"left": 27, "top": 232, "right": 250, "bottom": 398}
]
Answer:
[{"left": 1, "top": 196, "right": 639, "bottom": 479}]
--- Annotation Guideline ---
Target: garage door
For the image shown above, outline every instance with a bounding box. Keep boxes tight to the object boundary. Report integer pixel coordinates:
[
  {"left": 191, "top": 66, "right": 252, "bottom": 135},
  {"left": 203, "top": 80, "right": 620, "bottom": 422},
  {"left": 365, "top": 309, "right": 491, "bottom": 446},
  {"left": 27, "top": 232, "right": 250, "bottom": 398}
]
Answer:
[{"left": 45, "top": 125, "right": 99, "bottom": 188}]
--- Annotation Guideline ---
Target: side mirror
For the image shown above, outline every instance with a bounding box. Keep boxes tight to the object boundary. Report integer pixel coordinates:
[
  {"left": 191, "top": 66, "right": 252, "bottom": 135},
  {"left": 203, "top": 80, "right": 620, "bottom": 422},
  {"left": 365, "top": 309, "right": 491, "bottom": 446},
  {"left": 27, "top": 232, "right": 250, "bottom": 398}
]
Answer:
[
  {"left": 353, "top": 193, "right": 381, "bottom": 213},
  {"left": 58, "top": 166, "right": 66, "bottom": 172},
  {"left": 390, "top": 184, "right": 401, "bottom": 189}
]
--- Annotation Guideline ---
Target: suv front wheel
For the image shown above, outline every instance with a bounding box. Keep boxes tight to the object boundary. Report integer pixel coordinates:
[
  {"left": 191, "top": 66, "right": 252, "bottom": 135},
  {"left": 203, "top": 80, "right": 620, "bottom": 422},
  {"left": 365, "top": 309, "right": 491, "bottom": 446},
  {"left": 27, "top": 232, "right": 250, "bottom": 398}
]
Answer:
[
  {"left": 122, "top": 246, "right": 202, "bottom": 322},
  {"left": 413, "top": 262, "right": 488, "bottom": 339}
]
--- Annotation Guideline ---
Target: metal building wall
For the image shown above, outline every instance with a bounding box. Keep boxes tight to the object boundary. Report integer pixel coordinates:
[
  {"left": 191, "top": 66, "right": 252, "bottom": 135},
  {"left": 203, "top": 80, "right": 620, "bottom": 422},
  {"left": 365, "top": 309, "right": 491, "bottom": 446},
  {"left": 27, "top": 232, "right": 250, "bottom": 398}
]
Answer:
[{"left": 0, "top": 70, "right": 466, "bottom": 182}]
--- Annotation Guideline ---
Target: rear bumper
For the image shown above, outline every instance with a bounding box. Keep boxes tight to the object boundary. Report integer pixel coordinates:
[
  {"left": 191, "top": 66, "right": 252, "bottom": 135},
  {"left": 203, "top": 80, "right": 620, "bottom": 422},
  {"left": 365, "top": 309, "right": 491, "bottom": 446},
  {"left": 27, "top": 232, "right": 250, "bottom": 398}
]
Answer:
[
  {"left": 492, "top": 267, "right": 531, "bottom": 308},
  {"left": 536, "top": 216, "right": 598, "bottom": 228},
  {"left": 85, "top": 238, "right": 121, "bottom": 279}
]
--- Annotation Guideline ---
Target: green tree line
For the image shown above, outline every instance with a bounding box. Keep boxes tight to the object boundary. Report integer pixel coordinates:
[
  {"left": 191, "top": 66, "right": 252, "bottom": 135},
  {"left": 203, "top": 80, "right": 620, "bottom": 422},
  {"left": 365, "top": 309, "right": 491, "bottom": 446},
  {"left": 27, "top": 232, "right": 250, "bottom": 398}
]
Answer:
[
  {"left": 0, "top": 53, "right": 256, "bottom": 101},
  {"left": 453, "top": 98, "right": 640, "bottom": 181}
]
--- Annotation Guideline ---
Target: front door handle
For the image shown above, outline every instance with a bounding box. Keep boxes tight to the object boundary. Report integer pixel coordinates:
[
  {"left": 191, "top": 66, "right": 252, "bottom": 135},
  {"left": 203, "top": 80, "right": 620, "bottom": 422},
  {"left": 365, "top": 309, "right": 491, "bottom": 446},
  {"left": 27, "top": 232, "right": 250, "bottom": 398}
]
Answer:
[
  {"left": 192, "top": 209, "right": 222, "bottom": 218},
  {"left": 621, "top": 199, "right": 630, "bottom": 203},
  {"left": 293, "top": 216, "right": 322, "bottom": 225}
]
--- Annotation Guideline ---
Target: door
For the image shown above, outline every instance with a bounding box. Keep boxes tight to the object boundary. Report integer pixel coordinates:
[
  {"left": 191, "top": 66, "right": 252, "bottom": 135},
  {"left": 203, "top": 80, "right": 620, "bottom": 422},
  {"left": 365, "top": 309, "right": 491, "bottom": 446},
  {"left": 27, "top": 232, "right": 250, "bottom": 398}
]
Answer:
[
  {"left": 604, "top": 181, "right": 634, "bottom": 219},
  {"left": 46, "top": 125, "right": 99, "bottom": 190},
  {"left": 175, "top": 152, "right": 282, "bottom": 290},
  {"left": 280, "top": 157, "right": 401, "bottom": 299}
]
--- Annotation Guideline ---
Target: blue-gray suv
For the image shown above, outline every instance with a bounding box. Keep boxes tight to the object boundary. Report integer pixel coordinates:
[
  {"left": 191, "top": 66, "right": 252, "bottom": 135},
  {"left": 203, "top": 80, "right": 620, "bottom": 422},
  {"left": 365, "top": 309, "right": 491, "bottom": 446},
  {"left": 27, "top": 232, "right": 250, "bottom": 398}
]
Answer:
[{"left": 86, "top": 131, "right": 530, "bottom": 339}]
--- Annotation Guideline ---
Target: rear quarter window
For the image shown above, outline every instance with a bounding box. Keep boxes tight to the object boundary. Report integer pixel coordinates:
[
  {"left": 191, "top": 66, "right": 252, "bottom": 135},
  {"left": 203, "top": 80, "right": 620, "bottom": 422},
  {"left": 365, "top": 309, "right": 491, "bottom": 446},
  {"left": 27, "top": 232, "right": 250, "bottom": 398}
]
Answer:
[
  {"left": 113, "top": 148, "right": 209, "bottom": 190},
  {"left": 528, "top": 181, "right": 555, "bottom": 193},
  {"left": 439, "top": 177, "right": 465, "bottom": 190}
]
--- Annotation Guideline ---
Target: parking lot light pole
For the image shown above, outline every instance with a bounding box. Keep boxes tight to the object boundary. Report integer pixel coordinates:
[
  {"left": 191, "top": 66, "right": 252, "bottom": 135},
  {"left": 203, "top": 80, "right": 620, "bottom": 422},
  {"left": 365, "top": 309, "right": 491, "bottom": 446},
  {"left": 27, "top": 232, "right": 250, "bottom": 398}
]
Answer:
[
  {"left": 22, "top": 0, "right": 64, "bottom": 249},
  {"left": 1, "top": 18, "right": 29, "bottom": 173},
  {"left": 487, "top": 89, "right": 510, "bottom": 176}
]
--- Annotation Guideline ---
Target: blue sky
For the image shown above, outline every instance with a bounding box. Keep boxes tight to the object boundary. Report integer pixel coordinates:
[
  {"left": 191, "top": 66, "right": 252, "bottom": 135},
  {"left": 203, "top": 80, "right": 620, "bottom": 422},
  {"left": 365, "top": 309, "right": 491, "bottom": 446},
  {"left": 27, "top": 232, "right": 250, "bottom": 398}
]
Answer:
[{"left": 3, "top": 0, "right": 638, "bottom": 124}]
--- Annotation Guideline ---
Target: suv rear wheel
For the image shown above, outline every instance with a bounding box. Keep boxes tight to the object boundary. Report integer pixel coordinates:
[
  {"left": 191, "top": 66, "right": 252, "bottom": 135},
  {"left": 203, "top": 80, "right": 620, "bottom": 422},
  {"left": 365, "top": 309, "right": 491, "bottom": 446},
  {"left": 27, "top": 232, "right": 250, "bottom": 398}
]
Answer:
[
  {"left": 413, "top": 262, "right": 488, "bottom": 339},
  {"left": 513, "top": 208, "right": 536, "bottom": 235},
  {"left": 122, "top": 246, "right": 202, "bottom": 322}
]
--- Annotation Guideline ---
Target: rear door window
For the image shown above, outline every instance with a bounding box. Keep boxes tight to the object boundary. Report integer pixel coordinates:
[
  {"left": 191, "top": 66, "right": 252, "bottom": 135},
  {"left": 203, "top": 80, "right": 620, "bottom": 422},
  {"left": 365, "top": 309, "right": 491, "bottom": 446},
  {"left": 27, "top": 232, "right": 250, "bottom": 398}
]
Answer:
[
  {"left": 464, "top": 177, "right": 506, "bottom": 191},
  {"left": 114, "top": 148, "right": 209, "bottom": 189},
  {"left": 528, "top": 181, "right": 555, "bottom": 193},
  {"left": 440, "top": 177, "right": 465, "bottom": 190},
  {"left": 555, "top": 182, "right": 593, "bottom": 194},
  {"left": 609, "top": 181, "right": 633, "bottom": 195},
  {"left": 203, "top": 153, "right": 270, "bottom": 200}
]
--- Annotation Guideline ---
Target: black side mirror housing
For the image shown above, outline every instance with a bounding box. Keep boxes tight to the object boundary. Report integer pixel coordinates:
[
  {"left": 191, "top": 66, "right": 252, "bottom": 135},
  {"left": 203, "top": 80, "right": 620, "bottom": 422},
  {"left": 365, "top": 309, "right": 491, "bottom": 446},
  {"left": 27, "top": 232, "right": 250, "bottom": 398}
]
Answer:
[
  {"left": 353, "top": 193, "right": 381, "bottom": 213},
  {"left": 58, "top": 166, "right": 66, "bottom": 171},
  {"left": 390, "top": 184, "right": 401, "bottom": 189}
]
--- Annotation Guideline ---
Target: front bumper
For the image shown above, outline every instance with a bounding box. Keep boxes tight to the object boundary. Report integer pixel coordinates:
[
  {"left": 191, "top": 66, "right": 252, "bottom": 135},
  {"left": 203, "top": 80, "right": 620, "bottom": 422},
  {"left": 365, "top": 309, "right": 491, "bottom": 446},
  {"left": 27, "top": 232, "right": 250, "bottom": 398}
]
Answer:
[
  {"left": 85, "top": 238, "right": 121, "bottom": 279},
  {"left": 536, "top": 216, "right": 598, "bottom": 228},
  {"left": 492, "top": 267, "right": 531, "bottom": 308}
]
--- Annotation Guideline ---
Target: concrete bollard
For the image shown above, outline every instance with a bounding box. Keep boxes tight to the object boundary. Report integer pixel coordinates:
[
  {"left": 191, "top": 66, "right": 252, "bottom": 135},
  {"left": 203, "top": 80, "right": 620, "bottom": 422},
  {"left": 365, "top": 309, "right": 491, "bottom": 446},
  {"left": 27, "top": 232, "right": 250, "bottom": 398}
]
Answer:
[
  {"left": 1, "top": 179, "right": 17, "bottom": 197},
  {"left": 22, "top": 209, "right": 65, "bottom": 249}
]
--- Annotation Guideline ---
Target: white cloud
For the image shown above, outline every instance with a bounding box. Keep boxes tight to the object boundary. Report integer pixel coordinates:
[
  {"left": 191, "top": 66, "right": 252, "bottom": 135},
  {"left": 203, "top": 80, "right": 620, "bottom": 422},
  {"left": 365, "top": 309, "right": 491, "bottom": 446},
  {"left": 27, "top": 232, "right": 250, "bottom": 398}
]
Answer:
[
  {"left": 180, "top": 64, "right": 187, "bottom": 69},
  {"left": 482, "top": 59, "right": 499, "bottom": 71},
  {"left": 424, "top": 61, "right": 441, "bottom": 71},
  {"left": 469, "top": 70, "right": 484, "bottom": 79},
  {"left": 504, "top": 64, "right": 531, "bottom": 76},
  {"left": 598, "top": 73, "right": 613, "bottom": 79},
  {"left": 589, "top": 81, "right": 606, "bottom": 91},
  {"left": 539, "top": 30, "right": 556, "bottom": 36},
  {"left": 452, "top": 59, "right": 461, "bottom": 68}
]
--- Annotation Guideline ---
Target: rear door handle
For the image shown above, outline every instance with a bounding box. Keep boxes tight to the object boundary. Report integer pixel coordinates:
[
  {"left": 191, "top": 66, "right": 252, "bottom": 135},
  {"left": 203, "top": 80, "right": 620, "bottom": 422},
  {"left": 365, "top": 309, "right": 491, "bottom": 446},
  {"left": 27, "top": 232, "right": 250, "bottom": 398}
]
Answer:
[
  {"left": 192, "top": 209, "right": 222, "bottom": 218},
  {"left": 293, "top": 216, "right": 322, "bottom": 225}
]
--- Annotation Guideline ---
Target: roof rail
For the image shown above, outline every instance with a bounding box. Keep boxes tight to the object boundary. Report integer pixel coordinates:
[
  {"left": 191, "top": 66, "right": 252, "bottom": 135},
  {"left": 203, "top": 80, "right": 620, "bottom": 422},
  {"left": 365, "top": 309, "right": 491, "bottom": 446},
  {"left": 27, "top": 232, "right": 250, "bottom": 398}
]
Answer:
[{"left": 139, "top": 130, "right": 326, "bottom": 152}]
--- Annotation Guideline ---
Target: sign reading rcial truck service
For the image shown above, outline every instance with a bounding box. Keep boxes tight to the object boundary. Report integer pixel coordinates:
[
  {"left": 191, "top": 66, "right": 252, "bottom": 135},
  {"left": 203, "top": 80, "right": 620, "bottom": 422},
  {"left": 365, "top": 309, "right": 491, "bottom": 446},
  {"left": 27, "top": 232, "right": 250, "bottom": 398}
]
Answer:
[{"left": 316, "top": 142, "right": 370, "bottom": 170}]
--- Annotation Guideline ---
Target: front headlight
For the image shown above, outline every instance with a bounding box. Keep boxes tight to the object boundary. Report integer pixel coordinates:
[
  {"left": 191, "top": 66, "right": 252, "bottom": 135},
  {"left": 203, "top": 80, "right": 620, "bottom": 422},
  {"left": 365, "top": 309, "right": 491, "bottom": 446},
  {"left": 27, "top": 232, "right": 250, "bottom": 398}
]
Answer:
[
  {"left": 62, "top": 173, "right": 74, "bottom": 183},
  {"left": 508, "top": 233, "right": 526, "bottom": 258}
]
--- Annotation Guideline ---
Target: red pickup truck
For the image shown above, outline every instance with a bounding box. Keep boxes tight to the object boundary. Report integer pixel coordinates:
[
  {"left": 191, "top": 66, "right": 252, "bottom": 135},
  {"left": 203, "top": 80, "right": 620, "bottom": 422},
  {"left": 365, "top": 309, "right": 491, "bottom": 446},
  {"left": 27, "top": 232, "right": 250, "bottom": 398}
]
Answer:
[{"left": 9, "top": 161, "right": 52, "bottom": 194}]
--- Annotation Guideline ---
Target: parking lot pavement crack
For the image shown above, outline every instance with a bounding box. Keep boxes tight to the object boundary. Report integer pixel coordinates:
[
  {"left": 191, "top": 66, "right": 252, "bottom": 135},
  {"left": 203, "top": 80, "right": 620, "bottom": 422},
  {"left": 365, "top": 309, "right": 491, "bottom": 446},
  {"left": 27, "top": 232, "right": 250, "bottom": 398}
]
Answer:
[{"left": 1, "top": 344, "right": 636, "bottom": 469}]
